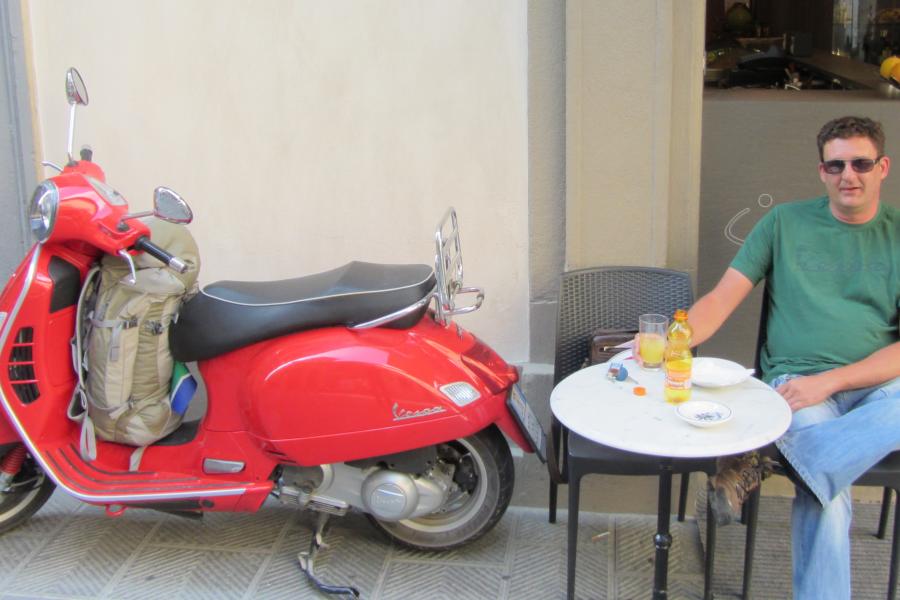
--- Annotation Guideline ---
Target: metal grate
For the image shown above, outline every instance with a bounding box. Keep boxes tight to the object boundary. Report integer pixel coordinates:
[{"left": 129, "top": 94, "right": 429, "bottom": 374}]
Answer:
[
  {"left": 553, "top": 267, "right": 694, "bottom": 384},
  {"left": 8, "top": 327, "right": 39, "bottom": 403}
]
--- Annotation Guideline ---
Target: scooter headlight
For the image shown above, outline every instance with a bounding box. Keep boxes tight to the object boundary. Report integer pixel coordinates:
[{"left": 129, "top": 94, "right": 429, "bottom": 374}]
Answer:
[{"left": 28, "top": 180, "right": 59, "bottom": 242}]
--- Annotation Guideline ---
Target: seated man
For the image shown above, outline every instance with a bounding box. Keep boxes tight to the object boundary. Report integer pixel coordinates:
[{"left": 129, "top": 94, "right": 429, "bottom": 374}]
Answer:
[{"left": 689, "top": 116, "right": 900, "bottom": 599}]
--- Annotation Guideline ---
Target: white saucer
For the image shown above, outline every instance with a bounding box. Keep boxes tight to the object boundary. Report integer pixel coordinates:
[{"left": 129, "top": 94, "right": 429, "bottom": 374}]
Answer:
[
  {"left": 692, "top": 357, "right": 753, "bottom": 388},
  {"left": 676, "top": 400, "right": 733, "bottom": 428}
]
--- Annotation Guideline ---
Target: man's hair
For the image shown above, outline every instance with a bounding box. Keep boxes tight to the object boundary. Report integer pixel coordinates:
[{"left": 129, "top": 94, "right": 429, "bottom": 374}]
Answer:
[{"left": 816, "top": 116, "right": 886, "bottom": 160}]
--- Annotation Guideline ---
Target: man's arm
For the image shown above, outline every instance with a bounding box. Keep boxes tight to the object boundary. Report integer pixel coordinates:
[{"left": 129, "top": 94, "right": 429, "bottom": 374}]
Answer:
[
  {"left": 687, "top": 267, "right": 755, "bottom": 347},
  {"left": 777, "top": 342, "right": 900, "bottom": 411}
]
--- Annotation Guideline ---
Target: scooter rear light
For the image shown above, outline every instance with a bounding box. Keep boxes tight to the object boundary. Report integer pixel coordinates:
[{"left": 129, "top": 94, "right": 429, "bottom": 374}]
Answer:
[
  {"left": 439, "top": 382, "right": 481, "bottom": 407},
  {"left": 461, "top": 337, "right": 516, "bottom": 395}
]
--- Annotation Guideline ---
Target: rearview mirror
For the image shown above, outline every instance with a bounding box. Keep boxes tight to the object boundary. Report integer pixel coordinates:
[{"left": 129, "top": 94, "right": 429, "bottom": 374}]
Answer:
[
  {"left": 65, "top": 68, "right": 88, "bottom": 106},
  {"left": 153, "top": 187, "right": 193, "bottom": 224}
]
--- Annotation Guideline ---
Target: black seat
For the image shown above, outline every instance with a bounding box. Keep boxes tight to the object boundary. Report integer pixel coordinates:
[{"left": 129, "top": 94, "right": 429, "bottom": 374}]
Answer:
[{"left": 170, "top": 261, "right": 435, "bottom": 361}]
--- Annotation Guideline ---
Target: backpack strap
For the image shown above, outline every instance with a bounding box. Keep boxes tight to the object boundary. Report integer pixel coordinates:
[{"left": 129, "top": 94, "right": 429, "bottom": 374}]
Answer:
[
  {"left": 68, "top": 266, "right": 102, "bottom": 462},
  {"left": 89, "top": 315, "right": 140, "bottom": 363},
  {"left": 129, "top": 446, "right": 147, "bottom": 472}
]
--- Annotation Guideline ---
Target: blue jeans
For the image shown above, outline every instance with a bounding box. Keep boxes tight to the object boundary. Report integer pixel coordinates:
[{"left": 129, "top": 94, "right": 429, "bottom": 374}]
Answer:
[{"left": 772, "top": 374, "right": 900, "bottom": 600}]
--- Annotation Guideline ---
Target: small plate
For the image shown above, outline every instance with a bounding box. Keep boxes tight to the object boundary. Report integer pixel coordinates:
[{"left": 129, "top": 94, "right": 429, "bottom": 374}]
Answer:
[
  {"left": 692, "top": 357, "right": 753, "bottom": 388},
  {"left": 676, "top": 400, "right": 733, "bottom": 428}
]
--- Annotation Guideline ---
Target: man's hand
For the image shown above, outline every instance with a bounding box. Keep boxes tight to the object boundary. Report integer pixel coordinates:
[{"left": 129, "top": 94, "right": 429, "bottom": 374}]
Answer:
[{"left": 775, "top": 373, "right": 837, "bottom": 411}]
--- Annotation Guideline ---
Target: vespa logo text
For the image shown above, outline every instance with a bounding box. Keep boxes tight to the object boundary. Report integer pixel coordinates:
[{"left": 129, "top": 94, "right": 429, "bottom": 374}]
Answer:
[{"left": 392, "top": 402, "right": 446, "bottom": 422}]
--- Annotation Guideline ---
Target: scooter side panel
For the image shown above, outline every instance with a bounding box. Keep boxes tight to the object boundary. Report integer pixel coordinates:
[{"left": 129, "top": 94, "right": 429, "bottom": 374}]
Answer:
[
  {"left": 0, "top": 246, "right": 83, "bottom": 448},
  {"left": 0, "top": 410, "right": 18, "bottom": 443},
  {"left": 201, "top": 316, "right": 520, "bottom": 465}
]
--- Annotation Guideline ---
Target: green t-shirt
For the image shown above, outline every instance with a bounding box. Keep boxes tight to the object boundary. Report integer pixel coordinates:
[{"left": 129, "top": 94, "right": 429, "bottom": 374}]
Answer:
[{"left": 730, "top": 196, "right": 900, "bottom": 384}]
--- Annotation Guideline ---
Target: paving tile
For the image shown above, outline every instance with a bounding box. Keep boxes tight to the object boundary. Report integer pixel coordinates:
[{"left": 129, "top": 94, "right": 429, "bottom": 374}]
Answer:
[
  {"left": 107, "top": 546, "right": 265, "bottom": 600},
  {"left": 3, "top": 514, "right": 157, "bottom": 598},
  {"left": 149, "top": 508, "right": 291, "bottom": 550},
  {"left": 5, "top": 495, "right": 891, "bottom": 600},
  {"left": 241, "top": 536, "right": 323, "bottom": 600},
  {"left": 252, "top": 515, "right": 388, "bottom": 599},
  {"left": 377, "top": 562, "right": 504, "bottom": 600},
  {"left": 0, "top": 535, "right": 46, "bottom": 589}
]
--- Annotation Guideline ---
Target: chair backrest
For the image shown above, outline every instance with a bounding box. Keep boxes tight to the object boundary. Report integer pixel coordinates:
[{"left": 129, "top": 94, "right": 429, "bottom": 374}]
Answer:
[
  {"left": 553, "top": 266, "right": 694, "bottom": 385},
  {"left": 753, "top": 284, "right": 771, "bottom": 376}
]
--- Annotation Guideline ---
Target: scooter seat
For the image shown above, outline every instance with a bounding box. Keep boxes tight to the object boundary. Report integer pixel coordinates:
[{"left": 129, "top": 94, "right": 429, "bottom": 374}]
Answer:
[{"left": 170, "top": 261, "right": 436, "bottom": 361}]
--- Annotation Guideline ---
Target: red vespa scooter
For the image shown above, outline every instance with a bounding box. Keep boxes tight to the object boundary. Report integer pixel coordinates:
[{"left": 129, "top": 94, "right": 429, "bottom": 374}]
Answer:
[{"left": 0, "top": 68, "right": 545, "bottom": 594}]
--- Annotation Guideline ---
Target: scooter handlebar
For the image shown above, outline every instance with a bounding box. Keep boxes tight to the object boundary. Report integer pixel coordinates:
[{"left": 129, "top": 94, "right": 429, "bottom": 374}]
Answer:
[{"left": 133, "top": 236, "right": 189, "bottom": 274}]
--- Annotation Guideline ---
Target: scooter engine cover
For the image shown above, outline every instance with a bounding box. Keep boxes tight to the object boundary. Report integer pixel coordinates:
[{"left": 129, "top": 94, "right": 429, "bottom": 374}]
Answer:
[{"left": 362, "top": 471, "right": 418, "bottom": 520}]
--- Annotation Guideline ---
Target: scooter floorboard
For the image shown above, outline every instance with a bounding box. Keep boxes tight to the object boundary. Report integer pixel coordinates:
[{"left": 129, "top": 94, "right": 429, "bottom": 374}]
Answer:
[{"left": 37, "top": 440, "right": 272, "bottom": 510}]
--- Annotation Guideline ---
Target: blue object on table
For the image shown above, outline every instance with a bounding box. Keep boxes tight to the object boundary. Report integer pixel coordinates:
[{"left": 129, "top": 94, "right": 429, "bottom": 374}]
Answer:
[{"left": 607, "top": 362, "right": 637, "bottom": 384}]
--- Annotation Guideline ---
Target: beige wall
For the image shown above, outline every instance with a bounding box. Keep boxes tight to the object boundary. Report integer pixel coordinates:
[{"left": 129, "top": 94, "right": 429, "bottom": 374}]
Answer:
[
  {"left": 24, "top": 1, "right": 530, "bottom": 361},
  {"left": 565, "top": 0, "right": 705, "bottom": 276}
]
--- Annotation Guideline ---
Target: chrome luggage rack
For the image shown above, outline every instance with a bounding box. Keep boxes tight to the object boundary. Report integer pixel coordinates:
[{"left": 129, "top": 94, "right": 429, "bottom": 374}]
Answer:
[
  {"left": 432, "top": 207, "right": 484, "bottom": 326},
  {"left": 350, "top": 208, "right": 482, "bottom": 330}
]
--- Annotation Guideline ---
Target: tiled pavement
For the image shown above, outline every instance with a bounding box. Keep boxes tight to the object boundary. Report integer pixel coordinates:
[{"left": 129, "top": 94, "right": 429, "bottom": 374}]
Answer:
[
  {"left": 1, "top": 481, "right": 897, "bottom": 599},
  {"left": 0, "top": 489, "right": 710, "bottom": 600}
]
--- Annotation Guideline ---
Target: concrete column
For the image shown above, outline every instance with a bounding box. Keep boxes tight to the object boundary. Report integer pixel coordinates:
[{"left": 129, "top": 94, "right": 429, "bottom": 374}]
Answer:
[{"left": 565, "top": 0, "right": 705, "bottom": 276}]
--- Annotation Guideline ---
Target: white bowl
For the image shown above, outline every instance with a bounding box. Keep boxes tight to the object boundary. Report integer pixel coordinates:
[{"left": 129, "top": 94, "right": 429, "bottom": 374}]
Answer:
[
  {"left": 692, "top": 357, "right": 753, "bottom": 388},
  {"left": 676, "top": 400, "right": 733, "bottom": 428}
]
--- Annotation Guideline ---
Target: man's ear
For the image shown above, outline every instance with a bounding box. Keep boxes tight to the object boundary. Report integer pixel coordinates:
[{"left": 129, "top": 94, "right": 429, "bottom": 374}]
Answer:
[{"left": 879, "top": 155, "right": 891, "bottom": 180}]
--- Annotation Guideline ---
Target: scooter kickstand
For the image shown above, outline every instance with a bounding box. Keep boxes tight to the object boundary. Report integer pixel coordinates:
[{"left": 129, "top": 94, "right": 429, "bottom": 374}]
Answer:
[{"left": 297, "top": 512, "right": 360, "bottom": 598}]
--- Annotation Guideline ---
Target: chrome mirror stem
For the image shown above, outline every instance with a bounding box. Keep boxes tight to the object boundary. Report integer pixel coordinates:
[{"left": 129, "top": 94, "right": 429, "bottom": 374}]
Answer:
[{"left": 66, "top": 104, "right": 76, "bottom": 164}]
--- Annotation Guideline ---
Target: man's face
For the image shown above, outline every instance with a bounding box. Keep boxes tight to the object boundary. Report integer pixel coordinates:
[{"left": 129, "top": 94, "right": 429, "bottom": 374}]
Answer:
[{"left": 818, "top": 136, "right": 891, "bottom": 224}]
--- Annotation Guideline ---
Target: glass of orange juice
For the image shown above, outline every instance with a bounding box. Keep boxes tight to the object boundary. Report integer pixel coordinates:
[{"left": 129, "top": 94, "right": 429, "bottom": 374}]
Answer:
[{"left": 638, "top": 314, "right": 667, "bottom": 370}]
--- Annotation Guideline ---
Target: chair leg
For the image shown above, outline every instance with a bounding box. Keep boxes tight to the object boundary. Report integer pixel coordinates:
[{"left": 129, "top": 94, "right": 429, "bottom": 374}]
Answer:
[
  {"left": 549, "top": 418, "right": 564, "bottom": 523},
  {"left": 550, "top": 484, "right": 558, "bottom": 524},
  {"left": 567, "top": 470, "right": 581, "bottom": 600},
  {"left": 889, "top": 488, "right": 900, "bottom": 600},
  {"left": 742, "top": 486, "right": 761, "bottom": 600},
  {"left": 704, "top": 493, "right": 717, "bottom": 600},
  {"left": 878, "top": 487, "right": 893, "bottom": 540},
  {"left": 678, "top": 473, "right": 690, "bottom": 522}
]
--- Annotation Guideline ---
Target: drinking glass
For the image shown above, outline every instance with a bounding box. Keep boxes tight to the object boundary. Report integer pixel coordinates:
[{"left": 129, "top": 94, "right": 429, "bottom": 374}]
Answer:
[{"left": 638, "top": 314, "right": 667, "bottom": 370}]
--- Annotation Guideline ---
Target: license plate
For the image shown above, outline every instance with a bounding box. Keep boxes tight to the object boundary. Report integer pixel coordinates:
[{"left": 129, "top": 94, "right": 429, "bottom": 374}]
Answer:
[{"left": 506, "top": 384, "right": 546, "bottom": 462}]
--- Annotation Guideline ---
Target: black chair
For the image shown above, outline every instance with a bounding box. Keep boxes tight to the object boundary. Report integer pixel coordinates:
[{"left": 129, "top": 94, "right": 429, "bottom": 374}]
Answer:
[
  {"left": 545, "top": 267, "right": 730, "bottom": 600},
  {"left": 741, "top": 287, "right": 900, "bottom": 600},
  {"left": 548, "top": 267, "right": 696, "bottom": 523}
]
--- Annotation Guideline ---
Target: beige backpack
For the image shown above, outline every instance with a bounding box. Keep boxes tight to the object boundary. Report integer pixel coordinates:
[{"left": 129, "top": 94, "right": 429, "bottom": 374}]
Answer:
[{"left": 70, "top": 220, "right": 200, "bottom": 464}]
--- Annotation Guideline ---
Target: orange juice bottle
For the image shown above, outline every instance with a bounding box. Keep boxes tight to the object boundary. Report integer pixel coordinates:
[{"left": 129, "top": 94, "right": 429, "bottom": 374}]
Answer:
[{"left": 664, "top": 309, "right": 693, "bottom": 404}]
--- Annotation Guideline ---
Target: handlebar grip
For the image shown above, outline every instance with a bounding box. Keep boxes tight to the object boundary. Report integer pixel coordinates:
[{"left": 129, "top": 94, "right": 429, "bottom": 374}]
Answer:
[{"left": 133, "top": 236, "right": 189, "bottom": 274}]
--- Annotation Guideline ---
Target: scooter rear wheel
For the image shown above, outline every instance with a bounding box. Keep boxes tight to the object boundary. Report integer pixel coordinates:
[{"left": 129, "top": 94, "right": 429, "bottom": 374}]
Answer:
[
  {"left": 0, "top": 446, "right": 55, "bottom": 535},
  {"left": 367, "top": 426, "right": 514, "bottom": 551}
]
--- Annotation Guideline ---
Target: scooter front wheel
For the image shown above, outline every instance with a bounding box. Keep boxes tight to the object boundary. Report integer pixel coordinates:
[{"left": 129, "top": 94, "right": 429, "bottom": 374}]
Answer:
[
  {"left": 366, "top": 426, "right": 514, "bottom": 551},
  {"left": 0, "top": 445, "right": 55, "bottom": 535}
]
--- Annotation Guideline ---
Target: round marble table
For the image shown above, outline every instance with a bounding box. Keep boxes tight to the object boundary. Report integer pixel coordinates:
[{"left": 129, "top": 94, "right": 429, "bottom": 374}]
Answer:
[{"left": 551, "top": 352, "right": 791, "bottom": 599}]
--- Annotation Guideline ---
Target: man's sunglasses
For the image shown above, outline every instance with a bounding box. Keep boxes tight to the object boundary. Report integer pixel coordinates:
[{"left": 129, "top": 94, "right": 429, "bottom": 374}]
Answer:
[{"left": 821, "top": 156, "right": 883, "bottom": 175}]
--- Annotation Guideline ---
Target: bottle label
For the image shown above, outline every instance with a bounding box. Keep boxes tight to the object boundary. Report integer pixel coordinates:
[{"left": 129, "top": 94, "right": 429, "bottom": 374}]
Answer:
[{"left": 665, "top": 366, "right": 692, "bottom": 390}]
